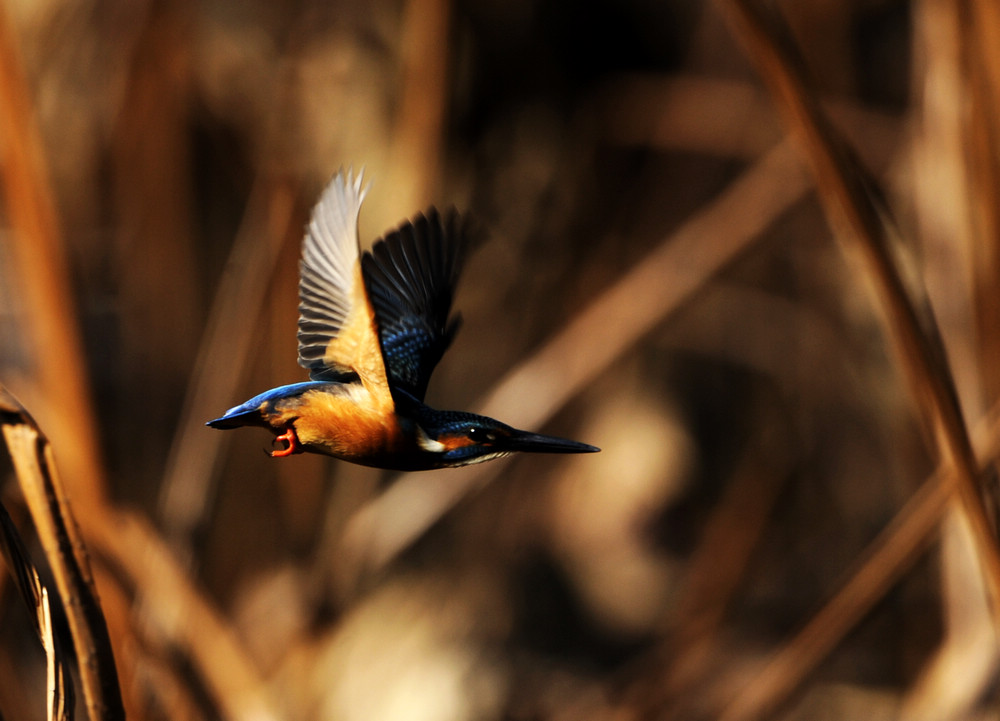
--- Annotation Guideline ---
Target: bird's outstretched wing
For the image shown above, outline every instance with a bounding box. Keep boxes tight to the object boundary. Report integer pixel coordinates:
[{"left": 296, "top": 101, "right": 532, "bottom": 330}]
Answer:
[
  {"left": 361, "top": 208, "right": 474, "bottom": 402},
  {"left": 297, "top": 170, "right": 391, "bottom": 400}
]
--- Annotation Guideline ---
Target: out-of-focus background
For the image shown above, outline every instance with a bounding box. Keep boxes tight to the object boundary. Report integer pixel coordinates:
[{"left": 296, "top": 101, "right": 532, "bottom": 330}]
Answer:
[{"left": 2, "top": 0, "right": 1000, "bottom": 719}]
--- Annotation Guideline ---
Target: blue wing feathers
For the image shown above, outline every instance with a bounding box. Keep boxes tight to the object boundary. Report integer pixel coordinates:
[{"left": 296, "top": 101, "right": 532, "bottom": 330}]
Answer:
[{"left": 361, "top": 208, "right": 476, "bottom": 402}]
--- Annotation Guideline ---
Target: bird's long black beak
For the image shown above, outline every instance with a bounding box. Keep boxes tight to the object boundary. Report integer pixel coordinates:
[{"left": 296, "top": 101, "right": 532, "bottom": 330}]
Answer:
[{"left": 506, "top": 429, "right": 600, "bottom": 455}]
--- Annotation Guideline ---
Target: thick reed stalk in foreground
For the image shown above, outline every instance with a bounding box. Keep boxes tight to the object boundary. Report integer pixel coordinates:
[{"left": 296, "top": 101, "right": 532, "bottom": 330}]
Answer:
[
  {"left": 0, "top": 386, "right": 124, "bottom": 721},
  {"left": 0, "top": 501, "right": 72, "bottom": 721}
]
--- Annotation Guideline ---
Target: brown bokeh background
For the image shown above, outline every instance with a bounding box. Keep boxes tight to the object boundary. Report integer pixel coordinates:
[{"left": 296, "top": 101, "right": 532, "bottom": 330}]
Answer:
[{"left": 2, "top": 0, "right": 999, "bottom": 719}]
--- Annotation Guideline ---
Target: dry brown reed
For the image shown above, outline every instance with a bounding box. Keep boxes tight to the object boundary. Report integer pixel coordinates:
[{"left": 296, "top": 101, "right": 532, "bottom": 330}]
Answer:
[
  {"left": 0, "top": 500, "right": 72, "bottom": 721},
  {"left": 0, "top": 0, "right": 107, "bottom": 514},
  {"left": 719, "top": 1, "right": 1000, "bottom": 598},
  {"left": 0, "top": 387, "right": 122, "bottom": 720}
]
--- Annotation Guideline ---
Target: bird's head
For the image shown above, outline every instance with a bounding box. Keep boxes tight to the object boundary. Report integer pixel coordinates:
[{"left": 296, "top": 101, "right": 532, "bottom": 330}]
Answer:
[{"left": 412, "top": 410, "right": 599, "bottom": 468}]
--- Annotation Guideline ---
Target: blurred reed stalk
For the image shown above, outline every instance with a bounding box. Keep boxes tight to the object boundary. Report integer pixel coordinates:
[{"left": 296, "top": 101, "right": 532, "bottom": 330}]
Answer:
[
  {"left": 379, "top": 0, "right": 450, "bottom": 214},
  {"left": 680, "top": 0, "right": 1000, "bottom": 718},
  {"left": 720, "top": 0, "right": 1000, "bottom": 611},
  {"left": 0, "top": 0, "right": 107, "bottom": 512},
  {"left": 159, "top": 176, "right": 298, "bottom": 562},
  {"left": 111, "top": 0, "right": 200, "bottom": 488},
  {"left": 961, "top": 0, "right": 1000, "bottom": 405}
]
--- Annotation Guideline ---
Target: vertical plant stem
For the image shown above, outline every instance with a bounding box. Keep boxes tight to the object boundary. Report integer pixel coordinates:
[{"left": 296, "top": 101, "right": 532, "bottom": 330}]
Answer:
[
  {"left": 381, "top": 0, "right": 450, "bottom": 214},
  {"left": 719, "top": 0, "right": 1000, "bottom": 613},
  {"left": 111, "top": 0, "right": 200, "bottom": 489},
  {"left": 159, "top": 177, "right": 298, "bottom": 561},
  {"left": 962, "top": 0, "right": 1000, "bottom": 404},
  {"left": 0, "top": 0, "right": 106, "bottom": 512}
]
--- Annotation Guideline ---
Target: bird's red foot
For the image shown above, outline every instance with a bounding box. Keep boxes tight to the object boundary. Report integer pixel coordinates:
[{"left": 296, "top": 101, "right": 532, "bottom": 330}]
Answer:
[{"left": 271, "top": 426, "right": 302, "bottom": 457}]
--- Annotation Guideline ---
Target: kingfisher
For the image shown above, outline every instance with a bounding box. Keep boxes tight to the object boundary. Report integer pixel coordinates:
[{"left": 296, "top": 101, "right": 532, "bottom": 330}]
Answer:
[{"left": 207, "top": 169, "right": 599, "bottom": 470}]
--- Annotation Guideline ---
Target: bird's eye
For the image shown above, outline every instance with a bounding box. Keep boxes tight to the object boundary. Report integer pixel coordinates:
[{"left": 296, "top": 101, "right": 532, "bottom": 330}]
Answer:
[{"left": 468, "top": 427, "right": 496, "bottom": 443}]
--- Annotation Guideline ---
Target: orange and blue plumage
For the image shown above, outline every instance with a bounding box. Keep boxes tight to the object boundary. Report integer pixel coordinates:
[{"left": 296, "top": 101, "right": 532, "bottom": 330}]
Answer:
[{"left": 207, "top": 169, "right": 599, "bottom": 470}]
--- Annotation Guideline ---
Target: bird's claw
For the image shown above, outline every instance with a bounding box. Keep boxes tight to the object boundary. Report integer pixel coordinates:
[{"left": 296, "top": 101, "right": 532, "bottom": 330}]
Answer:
[{"left": 271, "top": 427, "right": 302, "bottom": 457}]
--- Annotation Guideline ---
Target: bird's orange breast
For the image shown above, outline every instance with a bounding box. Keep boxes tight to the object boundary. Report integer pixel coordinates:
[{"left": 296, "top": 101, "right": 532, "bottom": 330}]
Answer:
[{"left": 272, "top": 386, "right": 402, "bottom": 464}]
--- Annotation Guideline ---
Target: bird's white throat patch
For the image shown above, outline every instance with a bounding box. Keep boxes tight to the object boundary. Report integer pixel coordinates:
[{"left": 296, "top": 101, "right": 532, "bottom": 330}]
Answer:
[{"left": 415, "top": 425, "right": 447, "bottom": 453}]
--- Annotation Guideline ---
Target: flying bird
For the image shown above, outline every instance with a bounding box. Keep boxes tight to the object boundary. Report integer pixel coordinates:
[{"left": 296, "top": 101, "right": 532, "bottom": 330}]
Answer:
[{"left": 207, "top": 170, "right": 599, "bottom": 470}]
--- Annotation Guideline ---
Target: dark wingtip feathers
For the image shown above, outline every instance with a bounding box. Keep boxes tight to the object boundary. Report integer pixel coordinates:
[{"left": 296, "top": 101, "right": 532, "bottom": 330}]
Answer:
[{"left": 360, "top": 205, "right": 480, "bottom": 401}]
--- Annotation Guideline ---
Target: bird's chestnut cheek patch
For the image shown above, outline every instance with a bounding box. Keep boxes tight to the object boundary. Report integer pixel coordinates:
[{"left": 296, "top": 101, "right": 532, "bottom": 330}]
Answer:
[{"left": 440, "top": 434, "right": 477, "bottom": 451}]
